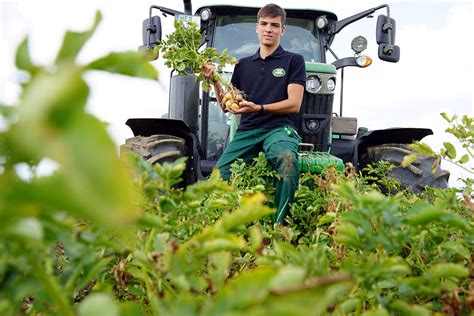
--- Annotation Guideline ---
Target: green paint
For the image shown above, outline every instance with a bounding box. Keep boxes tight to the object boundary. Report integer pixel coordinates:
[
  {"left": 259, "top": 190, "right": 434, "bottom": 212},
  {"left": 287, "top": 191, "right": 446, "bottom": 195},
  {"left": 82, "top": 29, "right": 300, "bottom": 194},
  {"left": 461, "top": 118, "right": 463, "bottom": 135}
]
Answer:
[{"left": 305, "top": 62, "right": 336, "bottom": 74}]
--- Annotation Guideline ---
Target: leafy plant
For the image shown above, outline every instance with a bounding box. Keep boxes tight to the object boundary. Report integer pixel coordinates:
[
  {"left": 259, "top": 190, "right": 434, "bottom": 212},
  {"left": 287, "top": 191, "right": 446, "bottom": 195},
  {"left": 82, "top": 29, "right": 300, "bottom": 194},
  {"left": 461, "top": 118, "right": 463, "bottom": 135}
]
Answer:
[
  {"left": 158, "top": 19, "right": 245, "bottom": 110},
  {"left": 0, "top": 11, "right": 156, "bottom": 315},
  {"left": 403, "top": 113, "right": 473, "bottom": 175}
]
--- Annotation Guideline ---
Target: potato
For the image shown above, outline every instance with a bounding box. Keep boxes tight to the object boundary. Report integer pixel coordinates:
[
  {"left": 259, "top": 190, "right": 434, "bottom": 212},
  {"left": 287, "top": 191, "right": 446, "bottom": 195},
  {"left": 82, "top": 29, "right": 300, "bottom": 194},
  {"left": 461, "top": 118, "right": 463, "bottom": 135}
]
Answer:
[
  {"left": 224, "top": 92, "right": 232, "bottom": 101},
  {"left": 235, "top": 94, "right": 243, "bottom": 102},
  {"left": 225, "top": 100, "right": 232, "bottom": 107},
  {"left": 231, "top": 103, "right": 240, "bottom": 110}
]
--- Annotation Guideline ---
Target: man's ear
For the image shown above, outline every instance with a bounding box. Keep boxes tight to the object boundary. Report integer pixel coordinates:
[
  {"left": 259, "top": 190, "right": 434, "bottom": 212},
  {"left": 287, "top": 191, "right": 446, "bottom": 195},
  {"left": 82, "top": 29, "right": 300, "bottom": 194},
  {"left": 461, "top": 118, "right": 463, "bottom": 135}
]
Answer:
[{"left": 281, "top": 25, "right": 286, "bottom": 36}]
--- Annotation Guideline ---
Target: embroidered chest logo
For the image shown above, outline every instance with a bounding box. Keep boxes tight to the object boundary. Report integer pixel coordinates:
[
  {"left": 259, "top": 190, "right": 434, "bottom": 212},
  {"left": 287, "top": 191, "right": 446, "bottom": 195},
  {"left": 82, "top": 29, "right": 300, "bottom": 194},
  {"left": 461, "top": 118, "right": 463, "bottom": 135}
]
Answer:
[{"left": 272, "top": 68, "right": 286, "bottom": 77}]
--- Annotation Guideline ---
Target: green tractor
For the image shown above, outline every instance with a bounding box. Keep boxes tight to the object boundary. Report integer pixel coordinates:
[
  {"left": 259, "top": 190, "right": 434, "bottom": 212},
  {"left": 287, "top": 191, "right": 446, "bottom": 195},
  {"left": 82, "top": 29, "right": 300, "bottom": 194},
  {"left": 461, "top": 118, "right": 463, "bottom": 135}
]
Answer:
[{"left": 123, "top": 1, "right": 449, "bottom": 193}]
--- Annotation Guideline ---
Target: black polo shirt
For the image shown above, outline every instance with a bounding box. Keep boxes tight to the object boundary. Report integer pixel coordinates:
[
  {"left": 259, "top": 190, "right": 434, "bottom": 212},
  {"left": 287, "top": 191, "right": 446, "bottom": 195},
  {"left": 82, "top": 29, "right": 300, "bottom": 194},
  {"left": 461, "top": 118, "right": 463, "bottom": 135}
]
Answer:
[{"left": 231, "top": 45, "right": 306, "bottom": 131}]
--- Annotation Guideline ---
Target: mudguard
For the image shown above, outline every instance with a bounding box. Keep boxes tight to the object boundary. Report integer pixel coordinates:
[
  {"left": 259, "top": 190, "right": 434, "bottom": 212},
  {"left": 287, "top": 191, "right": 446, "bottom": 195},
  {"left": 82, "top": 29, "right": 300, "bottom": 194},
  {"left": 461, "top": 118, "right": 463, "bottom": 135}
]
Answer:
[{"left": 353, "top": 127, "right": 433, "bottom": 169}]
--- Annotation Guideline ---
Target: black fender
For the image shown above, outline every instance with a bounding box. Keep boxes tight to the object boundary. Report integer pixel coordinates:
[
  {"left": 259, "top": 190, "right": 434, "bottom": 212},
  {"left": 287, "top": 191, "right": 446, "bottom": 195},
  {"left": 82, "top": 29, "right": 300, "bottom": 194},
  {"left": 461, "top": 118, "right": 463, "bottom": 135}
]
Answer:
[
  {"left": 353, "top": 127, "right": 433, "bottom": 170},
  {"left": 126, "top": 118, "right": 204, "bottom": 183}
]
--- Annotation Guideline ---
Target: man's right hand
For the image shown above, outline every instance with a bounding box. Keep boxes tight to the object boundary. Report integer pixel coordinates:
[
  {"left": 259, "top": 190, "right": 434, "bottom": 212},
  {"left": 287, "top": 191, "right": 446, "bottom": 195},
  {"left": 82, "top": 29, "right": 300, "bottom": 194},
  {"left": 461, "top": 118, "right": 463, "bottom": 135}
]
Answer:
[{"left": 201, "top": 64, "right": 216, "bottom": 81}]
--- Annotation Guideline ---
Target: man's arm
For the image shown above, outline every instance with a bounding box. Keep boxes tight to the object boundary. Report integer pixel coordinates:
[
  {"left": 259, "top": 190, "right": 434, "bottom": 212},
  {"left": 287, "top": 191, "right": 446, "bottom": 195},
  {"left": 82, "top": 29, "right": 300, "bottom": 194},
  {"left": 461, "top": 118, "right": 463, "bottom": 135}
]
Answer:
[{"left": 232, "top": 83, "right": 304, "bottom": 114}]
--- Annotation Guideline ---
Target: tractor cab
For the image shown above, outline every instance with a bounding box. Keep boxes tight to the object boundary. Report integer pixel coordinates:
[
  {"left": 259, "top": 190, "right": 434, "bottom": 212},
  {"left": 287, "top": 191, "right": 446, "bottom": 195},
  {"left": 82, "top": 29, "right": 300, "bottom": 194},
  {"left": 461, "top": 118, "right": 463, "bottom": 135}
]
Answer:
[{"left": 129, "top": 4, "right": 342, "bottom": 180}]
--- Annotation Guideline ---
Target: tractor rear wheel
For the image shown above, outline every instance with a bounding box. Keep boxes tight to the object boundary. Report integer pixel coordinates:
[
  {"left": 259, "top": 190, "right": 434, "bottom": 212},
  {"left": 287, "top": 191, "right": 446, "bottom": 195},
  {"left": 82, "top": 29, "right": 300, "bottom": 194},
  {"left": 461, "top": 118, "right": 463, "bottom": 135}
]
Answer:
[
  {"left": 360, "top": 143, "right": 450, "bottom": 193},
  {"left": 121, "top": 134, "right": 186, "bottom": 165}
]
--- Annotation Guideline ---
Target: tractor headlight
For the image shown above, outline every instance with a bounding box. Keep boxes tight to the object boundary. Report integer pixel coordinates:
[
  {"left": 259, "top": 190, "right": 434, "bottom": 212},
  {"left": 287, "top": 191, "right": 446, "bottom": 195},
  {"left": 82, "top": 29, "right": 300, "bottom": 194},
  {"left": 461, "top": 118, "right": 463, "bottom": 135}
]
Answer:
[
  {"left": 305, "top": 119, "right": 320, "bottom": 131},
  {"left": 306, "top": 75, "right": 321, "bottom": 93},
  {"left": 327, "top": 78, "right": 336, "bottom": 91}
]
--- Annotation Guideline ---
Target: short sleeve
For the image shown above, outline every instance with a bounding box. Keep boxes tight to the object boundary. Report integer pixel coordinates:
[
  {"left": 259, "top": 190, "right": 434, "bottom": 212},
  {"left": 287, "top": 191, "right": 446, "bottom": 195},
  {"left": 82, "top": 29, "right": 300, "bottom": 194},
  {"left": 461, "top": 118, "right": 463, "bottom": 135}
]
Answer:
[{"left": 287, "top": 54, "right": 305, "bottom": 87}]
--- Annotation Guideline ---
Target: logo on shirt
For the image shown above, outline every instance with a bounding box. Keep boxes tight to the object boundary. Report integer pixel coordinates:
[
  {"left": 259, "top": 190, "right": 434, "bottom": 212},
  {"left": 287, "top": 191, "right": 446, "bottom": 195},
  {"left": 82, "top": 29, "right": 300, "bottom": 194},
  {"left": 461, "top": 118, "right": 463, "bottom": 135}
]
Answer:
[{"left": 272, "top": 68, "right": 286, "bottom": 77}]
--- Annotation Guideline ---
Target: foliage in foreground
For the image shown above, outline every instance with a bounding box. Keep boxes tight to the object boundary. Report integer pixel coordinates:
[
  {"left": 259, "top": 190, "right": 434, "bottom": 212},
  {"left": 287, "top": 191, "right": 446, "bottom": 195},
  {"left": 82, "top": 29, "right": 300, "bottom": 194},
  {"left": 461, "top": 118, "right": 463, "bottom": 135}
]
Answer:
[
  {"left": 1, "top": 11, "right": 473, "bottom": 316},
  {"left": 404, "top": 113, "right": 473, "bottom": 176}
]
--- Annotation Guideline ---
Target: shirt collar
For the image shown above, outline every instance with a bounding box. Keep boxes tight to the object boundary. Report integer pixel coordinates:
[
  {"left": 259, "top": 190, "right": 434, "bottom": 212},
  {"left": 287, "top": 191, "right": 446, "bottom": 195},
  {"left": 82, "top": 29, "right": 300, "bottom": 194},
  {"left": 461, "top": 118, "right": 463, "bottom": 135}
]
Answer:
[{"left": 252, "top": 45, "right": 284, "bottom": 61}]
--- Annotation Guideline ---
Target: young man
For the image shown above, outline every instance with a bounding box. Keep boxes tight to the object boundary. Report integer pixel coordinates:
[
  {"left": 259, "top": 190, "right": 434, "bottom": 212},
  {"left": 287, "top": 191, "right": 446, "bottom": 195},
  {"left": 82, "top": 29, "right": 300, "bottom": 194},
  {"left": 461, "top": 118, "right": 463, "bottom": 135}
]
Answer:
[{"left": 204, "top": 4, "right": 306, "bottom": 223}]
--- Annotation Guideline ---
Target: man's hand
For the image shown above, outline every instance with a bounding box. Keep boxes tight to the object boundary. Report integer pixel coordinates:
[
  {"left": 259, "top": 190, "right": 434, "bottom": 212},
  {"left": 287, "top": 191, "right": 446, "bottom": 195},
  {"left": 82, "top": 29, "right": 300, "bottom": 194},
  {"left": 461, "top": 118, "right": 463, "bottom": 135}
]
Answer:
[
  {"left": 202, "top": 63, "right": 228, "bottom": 112},
  {"left": 229, "top": 100, "right": 261, "bottom": 114},
  {"left": 201, "top": 64, "right": 215, "bottom": 81}
]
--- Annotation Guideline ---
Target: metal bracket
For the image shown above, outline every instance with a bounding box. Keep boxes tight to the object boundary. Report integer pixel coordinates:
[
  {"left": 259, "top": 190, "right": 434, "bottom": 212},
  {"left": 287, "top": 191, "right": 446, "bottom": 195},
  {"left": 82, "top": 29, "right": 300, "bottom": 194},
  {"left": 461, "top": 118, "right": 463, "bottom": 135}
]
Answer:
[{"left": 298, "top": 143, "right": 314, "bottom": 154}]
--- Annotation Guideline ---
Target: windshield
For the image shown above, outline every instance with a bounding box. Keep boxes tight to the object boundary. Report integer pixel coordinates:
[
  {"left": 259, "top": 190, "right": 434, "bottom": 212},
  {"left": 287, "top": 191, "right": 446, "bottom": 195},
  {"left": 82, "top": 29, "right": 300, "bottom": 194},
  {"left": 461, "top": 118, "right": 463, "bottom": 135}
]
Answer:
[{"left": 213, "top": 15, "right": 321, "bottom": 62}]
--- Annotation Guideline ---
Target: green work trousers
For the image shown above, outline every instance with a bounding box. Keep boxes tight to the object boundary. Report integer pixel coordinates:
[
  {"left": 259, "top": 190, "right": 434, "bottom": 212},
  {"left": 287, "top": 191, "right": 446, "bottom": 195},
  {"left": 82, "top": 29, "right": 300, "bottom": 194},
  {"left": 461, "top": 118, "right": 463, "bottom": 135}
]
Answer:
[{"left": 217, "top": 126, "right": 301, "bottom": 223}]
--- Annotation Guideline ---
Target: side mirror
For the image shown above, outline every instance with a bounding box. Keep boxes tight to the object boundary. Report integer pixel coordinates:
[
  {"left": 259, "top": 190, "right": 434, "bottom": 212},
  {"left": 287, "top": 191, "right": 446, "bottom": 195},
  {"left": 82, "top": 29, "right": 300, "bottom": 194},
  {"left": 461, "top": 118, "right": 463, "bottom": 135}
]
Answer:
[
  {"left": 376, "top": 14, "right": 400, "bottom": 62},
  {"left": 138, "top": 15, "right": 162, "bottom": 60},
  {"left": 376, "top": 14, "right": 396, "bottom": 44},
  {"left": 378, "top": 44, "right": 400, "bottom": 62}
]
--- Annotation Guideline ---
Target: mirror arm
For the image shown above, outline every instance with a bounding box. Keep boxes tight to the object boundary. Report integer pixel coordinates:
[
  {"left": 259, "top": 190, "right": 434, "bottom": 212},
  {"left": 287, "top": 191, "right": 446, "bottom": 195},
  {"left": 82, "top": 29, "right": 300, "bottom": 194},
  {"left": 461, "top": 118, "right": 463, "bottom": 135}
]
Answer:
[
  {"left": 151, "top": 6, "right": 184, "bottom": 18},
  {"left": 146, "top": 5, "right": 186, "bottom": 47},
  {"left": 382, "top": 5, "right": 394, "bottom": 51},
  {"left": 147, "top": 6, "right": 161, "bottom": 47},
  {"left": 329, "top": 4, "right": 392, "bottom": 42}
]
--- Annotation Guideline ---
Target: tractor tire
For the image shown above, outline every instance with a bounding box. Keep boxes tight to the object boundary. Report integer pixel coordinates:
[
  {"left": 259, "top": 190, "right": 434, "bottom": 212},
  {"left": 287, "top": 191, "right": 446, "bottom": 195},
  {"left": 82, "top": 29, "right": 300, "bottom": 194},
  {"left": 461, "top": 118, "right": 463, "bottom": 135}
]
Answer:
[
  {"left": 121, "top": 134, "right": 186, "bottom": 165},
  {"left": 360, "top": 143, "right": 450, "bottom": 193}
]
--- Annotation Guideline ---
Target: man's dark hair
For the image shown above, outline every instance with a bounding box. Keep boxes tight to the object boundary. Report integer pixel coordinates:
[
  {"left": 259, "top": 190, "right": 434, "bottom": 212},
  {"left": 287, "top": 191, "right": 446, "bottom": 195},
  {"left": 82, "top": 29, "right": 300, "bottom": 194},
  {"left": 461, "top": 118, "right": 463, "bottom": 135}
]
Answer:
[{"left": 257, "top": 4, "right": 286, "bottom": 26}]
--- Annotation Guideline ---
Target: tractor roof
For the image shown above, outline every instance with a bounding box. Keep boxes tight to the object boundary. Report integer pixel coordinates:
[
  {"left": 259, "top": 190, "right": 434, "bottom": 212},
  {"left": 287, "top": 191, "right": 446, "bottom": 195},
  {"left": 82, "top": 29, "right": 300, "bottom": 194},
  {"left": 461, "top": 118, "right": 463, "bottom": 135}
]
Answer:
[{"left": 195, "top": 5, "right": 338, "bottom": 22}]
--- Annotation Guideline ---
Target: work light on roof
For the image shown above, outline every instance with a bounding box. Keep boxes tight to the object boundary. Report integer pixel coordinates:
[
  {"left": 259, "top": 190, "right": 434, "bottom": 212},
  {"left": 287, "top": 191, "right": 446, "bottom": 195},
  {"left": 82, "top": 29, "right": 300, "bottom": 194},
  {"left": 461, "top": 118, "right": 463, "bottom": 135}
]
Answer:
[
  {"left": 200, "top": 8, "right": 211, "bottom": 21},
  {"left": 316, "top": 16, "right": 329, "bottom": 29}
]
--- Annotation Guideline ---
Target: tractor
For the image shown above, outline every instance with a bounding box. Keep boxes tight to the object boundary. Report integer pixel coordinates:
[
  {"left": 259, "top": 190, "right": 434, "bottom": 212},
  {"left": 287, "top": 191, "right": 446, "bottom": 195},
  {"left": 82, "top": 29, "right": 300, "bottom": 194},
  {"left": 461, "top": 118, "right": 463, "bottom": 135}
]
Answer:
[{"left": 123, "top": 0, "right": 449, "bottom": 193}]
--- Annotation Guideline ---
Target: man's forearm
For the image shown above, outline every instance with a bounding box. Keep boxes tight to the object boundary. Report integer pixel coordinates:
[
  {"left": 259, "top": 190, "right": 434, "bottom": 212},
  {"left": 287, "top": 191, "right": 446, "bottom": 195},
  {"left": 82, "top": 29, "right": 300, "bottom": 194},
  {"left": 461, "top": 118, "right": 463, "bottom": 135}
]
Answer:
[
  {"left": 261, "top": 98, "right": 301, "bottom": 114},
  {"left": 261, "top": 83, "right": 304, "bottom": 114}
]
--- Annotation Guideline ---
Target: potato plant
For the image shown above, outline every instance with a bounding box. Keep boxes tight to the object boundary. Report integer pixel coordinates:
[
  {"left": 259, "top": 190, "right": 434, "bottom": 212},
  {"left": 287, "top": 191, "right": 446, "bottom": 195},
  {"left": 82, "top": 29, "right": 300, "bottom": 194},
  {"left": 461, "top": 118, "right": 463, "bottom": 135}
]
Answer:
[{"left": 158, "top": 19, "right": 246, "bottom": 111}]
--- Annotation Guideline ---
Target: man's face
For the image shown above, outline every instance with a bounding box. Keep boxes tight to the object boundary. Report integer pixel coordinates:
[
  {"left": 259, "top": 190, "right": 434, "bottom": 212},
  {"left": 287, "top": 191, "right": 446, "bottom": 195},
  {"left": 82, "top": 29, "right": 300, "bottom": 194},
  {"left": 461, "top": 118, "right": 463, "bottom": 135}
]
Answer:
[{"left": 256, "top": 15, "right": 285, "bottom": 47}]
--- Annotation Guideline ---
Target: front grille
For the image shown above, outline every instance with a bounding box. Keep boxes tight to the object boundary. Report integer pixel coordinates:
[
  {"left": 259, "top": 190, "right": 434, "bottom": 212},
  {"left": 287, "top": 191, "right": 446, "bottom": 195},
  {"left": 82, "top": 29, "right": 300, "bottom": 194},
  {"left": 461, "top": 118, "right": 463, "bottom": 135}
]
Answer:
[{"left": 293, "top": 93, "right": 334, "bottom": 152}]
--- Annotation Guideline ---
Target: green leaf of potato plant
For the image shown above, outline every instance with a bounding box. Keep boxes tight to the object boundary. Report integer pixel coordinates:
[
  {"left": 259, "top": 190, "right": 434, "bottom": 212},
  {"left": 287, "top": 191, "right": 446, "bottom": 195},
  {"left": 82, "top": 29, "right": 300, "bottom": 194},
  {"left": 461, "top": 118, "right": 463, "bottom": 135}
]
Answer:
[
  {"left": 2, "top": 64, "right": 139, "bottom": 231},
  {"left": 78, "top": 293, "right": 120, "bottom": 316},
  {"left": 203, "top": 267, "right": 352, "bottom": 316},
  {"left": 443, "top": 141, "right": 457, "bottom": 159},
  {"left": 408, "top": 141, "right": 436, "bottom": 156},
  {"left": 15, "top": 37, "right": 41, "bottom": 74},
  {"left": 401, "top": 153, "right": 420, "bottom": 168},
  {"left": 84, "top": 51, "right": 158, "bottom": 79},
  {"left": 55, "top": 11, "right": 102, "bottom": 63}
]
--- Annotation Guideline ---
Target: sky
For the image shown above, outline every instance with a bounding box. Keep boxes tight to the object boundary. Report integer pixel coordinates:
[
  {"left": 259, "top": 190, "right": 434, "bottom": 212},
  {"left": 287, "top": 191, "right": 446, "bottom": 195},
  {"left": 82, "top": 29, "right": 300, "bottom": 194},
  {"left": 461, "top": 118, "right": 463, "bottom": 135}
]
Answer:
[{"left": 0, "top": 0, "right": 472, "bottom": 185}]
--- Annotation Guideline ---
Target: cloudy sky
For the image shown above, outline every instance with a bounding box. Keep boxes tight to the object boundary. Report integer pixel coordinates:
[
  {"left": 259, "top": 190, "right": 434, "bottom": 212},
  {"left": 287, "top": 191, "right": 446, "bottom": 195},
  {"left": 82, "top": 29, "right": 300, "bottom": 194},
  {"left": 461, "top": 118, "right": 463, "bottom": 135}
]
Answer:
[{"left": 0, "top": 0, "right": 472, "bottom": 183}]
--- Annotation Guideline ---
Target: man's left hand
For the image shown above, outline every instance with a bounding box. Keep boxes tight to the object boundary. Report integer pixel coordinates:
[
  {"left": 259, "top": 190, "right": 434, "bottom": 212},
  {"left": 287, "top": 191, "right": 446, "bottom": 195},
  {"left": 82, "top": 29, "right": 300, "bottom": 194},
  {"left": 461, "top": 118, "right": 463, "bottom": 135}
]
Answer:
[{"left": 229, "top": 101, "right": 261, "bottom": 114}]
